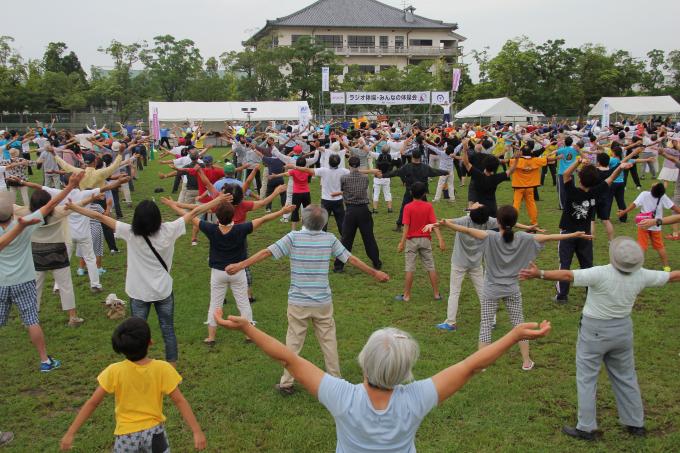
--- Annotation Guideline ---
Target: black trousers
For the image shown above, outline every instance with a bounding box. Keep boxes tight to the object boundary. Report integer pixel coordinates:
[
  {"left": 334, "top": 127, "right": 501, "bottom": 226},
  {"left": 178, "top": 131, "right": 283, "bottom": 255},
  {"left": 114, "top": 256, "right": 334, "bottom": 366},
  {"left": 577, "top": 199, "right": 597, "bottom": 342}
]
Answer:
[
  {"left": 291, "top": 192, "right": 311, "bottom": 222},
  {"left": 103, "top": 224, "right": 118, "bottom": 252},
  {"left": 172, "top": 173, "right": 182, "bottom": 193},
  {"left": 246, "top": 169, "right": 261, "bottom": 192},
  {"left": 265, "top": 179, "right": 286, "bottom": 210},
  {"left": 397, "top": 190, "right": 413, "bottom": 226},
  {"left": 159, "top": 137, "right": 171, "bottom": 148},
  {"left": 321, "top": 199, "right": 345, "bottom": 235},
  {"left": 609, "top": 182, "right": 627, "bottom": 222},
  {"left": 334, "top": 205, "right": 381, "bottom": 270},
  {"left": 541, "top": 163, "right": 557, "bottom": 186},
  {"left": 624, "top": 165, "right": 641, "bottom": 188},
  {"left": 111, "top": 187, "right": 123, "bottom": 218},
  {"left": 557, "top": 233, "right": 593, "bottom": 299},
  {"left": 22, "top": 152, "right": 33, "bottom": 175}
]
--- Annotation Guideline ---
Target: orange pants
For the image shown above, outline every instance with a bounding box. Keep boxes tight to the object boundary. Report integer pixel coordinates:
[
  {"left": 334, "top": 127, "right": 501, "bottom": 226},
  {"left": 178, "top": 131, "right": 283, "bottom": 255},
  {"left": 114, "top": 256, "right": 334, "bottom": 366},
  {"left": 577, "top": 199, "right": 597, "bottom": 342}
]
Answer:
[
  {"left": 637, "top": 228, "right": 664, "bottom": 251},
  {"left": 513, "top": 188, "right": 538, "bottom": 225}
]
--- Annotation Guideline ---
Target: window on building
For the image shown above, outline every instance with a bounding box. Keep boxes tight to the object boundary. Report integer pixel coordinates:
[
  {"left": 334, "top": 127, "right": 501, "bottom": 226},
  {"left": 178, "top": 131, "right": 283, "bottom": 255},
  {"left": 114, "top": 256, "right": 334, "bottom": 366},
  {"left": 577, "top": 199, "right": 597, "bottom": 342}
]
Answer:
[
  {"left": 379, "top": 36, "right": 389, "bottom": 49},
  {"left": 395, "top": 36, "right": 405, "bottom": 49},
  {"left": 316, "top": 35, "right": 343, "bottom": 48},
  {"left": 348, "top": 35, "right": 375, "bottom": 48},
  {"left": 409, "top": 39, "right": 433, "bottom": 47},
  {"left": 358, "top": 65, "right": 376, "bottom": 74},
  {"left": 291, "top": 35, "right": 311, "bottom": 44},
  {"left": 379, "top": 65, "right": 396, "bottom": 72},
  {"left": 272, "top": 36, "right": 279, "bottom": 47}
]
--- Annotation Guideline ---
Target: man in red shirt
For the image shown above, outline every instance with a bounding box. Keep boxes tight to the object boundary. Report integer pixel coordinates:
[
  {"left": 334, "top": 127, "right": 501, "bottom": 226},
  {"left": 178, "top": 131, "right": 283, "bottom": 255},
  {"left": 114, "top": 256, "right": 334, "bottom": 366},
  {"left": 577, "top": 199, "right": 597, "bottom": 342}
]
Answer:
[
  {"left": 180, "top": 155, "right": 225, "bottom": 196},
  {"left": 395, "top": 181, "right": 445, "bottom": 302}
]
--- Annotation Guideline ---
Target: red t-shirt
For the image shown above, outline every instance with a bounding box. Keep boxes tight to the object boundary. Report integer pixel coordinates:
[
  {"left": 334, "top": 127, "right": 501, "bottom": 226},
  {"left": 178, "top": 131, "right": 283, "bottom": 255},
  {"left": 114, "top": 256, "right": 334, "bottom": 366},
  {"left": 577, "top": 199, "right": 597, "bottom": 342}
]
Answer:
[
  {"left": 290, "top": 169, "right": 310, "bottom": 194},
  {"left": 403, "top": 199, "right": 436, "bottom": 239},
  {"left": 233, "top": 201, "right": 254, "bottom": 224},
  {"left": 187, "top": 167, "right": 225, "bottom": 194}
]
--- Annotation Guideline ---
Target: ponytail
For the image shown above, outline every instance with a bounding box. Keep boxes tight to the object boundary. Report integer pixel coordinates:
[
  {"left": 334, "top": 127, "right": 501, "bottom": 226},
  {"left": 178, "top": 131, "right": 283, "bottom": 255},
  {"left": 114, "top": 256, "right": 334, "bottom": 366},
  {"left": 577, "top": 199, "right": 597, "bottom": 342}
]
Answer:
[
  {"left": 496, "top": 205, "right": 518, "bottom": 243},
  {"left": 502, "top": 227, "right": 514, "bottom": 243}
]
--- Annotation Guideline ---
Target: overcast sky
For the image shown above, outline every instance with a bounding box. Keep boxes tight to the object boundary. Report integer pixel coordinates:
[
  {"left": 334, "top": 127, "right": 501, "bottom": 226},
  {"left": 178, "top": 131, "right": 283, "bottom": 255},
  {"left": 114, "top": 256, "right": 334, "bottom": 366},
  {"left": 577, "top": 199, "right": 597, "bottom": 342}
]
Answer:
[{"left": 4, "top": 0, "right": 679, "bottom": 80}]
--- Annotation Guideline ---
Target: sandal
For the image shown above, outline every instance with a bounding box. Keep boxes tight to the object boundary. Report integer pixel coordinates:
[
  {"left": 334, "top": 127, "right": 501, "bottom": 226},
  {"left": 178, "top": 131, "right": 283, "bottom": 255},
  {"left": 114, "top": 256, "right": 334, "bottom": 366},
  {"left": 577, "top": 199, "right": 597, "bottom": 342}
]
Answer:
[{"left": 522, "top": 361, "right": 535, "bottom": 371}]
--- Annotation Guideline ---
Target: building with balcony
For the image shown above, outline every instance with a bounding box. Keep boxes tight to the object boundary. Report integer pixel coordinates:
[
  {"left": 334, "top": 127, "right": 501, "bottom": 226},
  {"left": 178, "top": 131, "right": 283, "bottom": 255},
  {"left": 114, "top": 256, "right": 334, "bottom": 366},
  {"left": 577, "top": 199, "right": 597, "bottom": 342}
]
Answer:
[{"left": 247, "top": 0, "right": 465, "bottom": 76}]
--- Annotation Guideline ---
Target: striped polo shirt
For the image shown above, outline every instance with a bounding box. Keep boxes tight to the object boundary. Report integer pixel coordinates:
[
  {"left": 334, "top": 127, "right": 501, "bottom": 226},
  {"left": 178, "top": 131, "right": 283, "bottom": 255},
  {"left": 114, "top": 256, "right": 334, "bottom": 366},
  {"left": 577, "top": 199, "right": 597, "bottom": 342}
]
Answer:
[{"left": 268, "top": 228, "right": 351, "bottom": 306}]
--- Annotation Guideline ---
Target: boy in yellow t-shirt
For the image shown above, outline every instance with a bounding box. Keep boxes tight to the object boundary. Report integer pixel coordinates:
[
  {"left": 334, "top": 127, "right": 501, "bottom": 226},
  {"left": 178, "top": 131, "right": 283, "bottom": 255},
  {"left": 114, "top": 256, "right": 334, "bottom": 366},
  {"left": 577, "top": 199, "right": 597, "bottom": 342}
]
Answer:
[{"left": 60, "top": 318, "right": 206, "bottom": 452}]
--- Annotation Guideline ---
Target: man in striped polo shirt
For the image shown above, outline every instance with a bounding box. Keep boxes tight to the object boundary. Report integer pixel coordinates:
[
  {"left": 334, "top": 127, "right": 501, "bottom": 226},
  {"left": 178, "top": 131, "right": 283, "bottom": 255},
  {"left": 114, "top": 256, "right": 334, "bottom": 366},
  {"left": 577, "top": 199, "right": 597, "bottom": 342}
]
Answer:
[{"left": 225, "top": 204, "right": 389, "bottom": 395}]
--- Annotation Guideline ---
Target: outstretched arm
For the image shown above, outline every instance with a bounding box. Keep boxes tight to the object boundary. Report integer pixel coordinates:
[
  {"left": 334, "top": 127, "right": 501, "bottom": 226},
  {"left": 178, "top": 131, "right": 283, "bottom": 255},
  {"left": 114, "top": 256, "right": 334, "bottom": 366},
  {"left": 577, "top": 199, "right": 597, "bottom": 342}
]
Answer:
[
  {"left": 431, "top": 321, "right": 551, "bottom": 403},
  {"left": 0, "top": 217, "right": 42, "bottom": 251},
  {"left": 60, "top": 386, "right": 107, "bottom": 451},
  {"left": 252, "top": 184, "right": 287, "bottom": 210},
  {"left": 534, "top": 231, "right": 591, "bottom": 243},
  {"left": 252, "top": 205, "right": 295, "bottom": 230},
  {"left": 65, "top": 203, "right": 118, "bottom": 231},
  {"left": 39, "top": 172, "right": 84, "bottom": 217},
  {"left": 439, "top": 219, "right": 489, "bottom": 240},
  {"left": 168, "top": 388, "right": 206, "bottom": 450},
  {"left": 225, "top": 248, "right": 273, "bottom": 275},
  {"left": 346, "top": 255, "right": 389, "bottom": 282},
  {"left": 519, "top": 262, "right": 574, "bottom": 282},
  {"left": 213, "top": 312, "right": 325, "bottom": 396}
]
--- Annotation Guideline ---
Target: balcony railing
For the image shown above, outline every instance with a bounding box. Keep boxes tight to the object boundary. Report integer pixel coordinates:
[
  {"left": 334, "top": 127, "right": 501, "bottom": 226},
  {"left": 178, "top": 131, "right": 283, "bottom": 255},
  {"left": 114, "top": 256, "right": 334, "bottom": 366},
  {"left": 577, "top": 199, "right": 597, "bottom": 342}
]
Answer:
[{"left": 332, "top": 46, "right": 459, "bottom": 57}]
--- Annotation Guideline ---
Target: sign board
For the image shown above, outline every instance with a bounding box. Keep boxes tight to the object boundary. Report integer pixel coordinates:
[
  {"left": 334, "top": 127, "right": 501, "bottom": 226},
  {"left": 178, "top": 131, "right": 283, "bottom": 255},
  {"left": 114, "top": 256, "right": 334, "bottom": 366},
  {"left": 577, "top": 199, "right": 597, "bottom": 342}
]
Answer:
[
  {"left": 298, "top": 104, "right": 311, "bottom": 128},
  {"left": 330, "top": 92, "right": 346, "bottom": 104},
  {"left": 345, "top": 91, "right": 431, "bottom": 105},
  {"left": 431, "top": 92, "right": 450, "bottom": 105},
  {"left": 602, "top": 101, "right": 610, "bottom": 128}
]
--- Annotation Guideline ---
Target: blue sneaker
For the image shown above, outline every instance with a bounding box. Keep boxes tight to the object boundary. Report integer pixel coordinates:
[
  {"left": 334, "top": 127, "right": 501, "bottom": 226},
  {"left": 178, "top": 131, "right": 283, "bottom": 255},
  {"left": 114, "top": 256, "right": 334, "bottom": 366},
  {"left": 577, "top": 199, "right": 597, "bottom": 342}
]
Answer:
[
  {"left": 76, "top": 268, "right": 86, "bottom": 276},
  {"left": 98, "top": 268, "right": 107, "bottom": 275},
  {"left": 40, "top": 356, "right": 61, "bottom": 373},
  {"left": 436, "top": 322, "right": 457, "bottom": 331}
]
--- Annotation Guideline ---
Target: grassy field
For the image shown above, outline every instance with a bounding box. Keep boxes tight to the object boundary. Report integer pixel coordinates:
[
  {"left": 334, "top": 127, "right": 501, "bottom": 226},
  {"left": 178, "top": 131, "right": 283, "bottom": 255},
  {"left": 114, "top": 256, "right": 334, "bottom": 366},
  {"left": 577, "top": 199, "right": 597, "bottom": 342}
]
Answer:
[{"left": 1, "top": 148, "right": 679, "bottom": 453}]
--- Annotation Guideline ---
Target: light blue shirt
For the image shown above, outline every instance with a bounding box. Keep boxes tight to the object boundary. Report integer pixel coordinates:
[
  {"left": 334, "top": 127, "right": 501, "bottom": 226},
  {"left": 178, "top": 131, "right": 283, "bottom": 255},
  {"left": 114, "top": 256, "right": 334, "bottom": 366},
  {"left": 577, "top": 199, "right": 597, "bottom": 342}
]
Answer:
[
  {"left": 318, "top": 374, "right": 439, "bottom": 453},
  {"left": 608, "top": 157, "right": 624, "bottom": 183},
  {"left": 0, "top": 210, "right": 44, "bottom": 286},
  {"left": 268, "top": 229, "right": 350, "bottom": 306},
  {"left": 557, "top": 146, "right": 577, "bottom": 175}
]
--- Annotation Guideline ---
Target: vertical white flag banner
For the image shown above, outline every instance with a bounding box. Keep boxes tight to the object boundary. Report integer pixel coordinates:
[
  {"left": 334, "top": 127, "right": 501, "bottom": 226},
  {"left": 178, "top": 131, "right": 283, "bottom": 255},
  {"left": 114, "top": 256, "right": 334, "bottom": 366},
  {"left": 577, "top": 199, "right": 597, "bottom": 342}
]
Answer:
[
  {"left": 298, "top": 104, "right": 311, "bottom": 128},
  {"left": 321, "top": 67, "right": 330, "bottom": 92},
  {"left": 452, "top": 68, "right": 462, "bottom": 93},
  {"left": 602, "top": 101, "right": 610, "bottom": 128}
]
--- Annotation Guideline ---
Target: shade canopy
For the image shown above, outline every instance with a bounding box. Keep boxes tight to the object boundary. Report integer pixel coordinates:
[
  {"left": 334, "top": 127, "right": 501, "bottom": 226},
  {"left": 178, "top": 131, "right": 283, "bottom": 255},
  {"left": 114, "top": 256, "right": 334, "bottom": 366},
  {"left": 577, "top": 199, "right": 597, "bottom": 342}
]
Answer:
[
  {"left": 455, "top": 97, "right": 536, "bottom": 122},
  {"left": 147, "top": 101, "right": 310, "bottom": 122},
  {"left": 588, "top": 96, "right": 680, "bottom": 116}
]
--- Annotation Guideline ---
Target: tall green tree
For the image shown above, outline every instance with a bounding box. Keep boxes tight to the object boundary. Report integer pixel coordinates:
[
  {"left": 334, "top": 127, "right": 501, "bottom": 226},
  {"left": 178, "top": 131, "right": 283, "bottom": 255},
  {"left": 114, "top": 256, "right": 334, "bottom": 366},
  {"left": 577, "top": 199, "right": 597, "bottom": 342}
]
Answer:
[
  {"left": 284, "top": 36, "right": 339, "bottom": 104},
  {"left": 98, "top": 40, "right": 147, "bottom": 121},
  {"left": 140, "top": 35, "right": 203, "bottom": 101}
]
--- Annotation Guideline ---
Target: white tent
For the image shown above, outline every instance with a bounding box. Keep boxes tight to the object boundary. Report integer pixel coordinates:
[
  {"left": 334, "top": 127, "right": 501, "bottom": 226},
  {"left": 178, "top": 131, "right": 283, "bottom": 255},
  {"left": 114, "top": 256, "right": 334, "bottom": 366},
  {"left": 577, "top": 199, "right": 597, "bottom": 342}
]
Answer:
[
  {"left": 148, "top": 101, "right": 310, "bottom": 122},
  {"left": 588, "top": 96, "right": 680, "bottom": 116},
  {"left": 455, "top": 97, "right": 538, "bottom": 123}
]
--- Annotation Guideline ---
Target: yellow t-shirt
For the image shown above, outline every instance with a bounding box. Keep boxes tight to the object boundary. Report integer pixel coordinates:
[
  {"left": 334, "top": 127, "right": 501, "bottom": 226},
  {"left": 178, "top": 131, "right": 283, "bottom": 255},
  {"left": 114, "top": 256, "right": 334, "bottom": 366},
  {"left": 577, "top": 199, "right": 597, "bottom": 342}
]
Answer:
[
  {"left": 194, "top": 134, "right": 207, "bottom": 149},
  {"left": 97, "top": 359, "right": 182, "bottom": 435}
]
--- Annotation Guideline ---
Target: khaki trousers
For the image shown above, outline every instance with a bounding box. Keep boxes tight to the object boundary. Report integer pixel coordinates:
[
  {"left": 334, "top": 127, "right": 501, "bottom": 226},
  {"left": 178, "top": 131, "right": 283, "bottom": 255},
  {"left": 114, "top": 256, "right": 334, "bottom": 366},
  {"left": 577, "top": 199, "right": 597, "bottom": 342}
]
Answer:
[{"left": 280, "top": 303, "right": 340, "bottom": 387}]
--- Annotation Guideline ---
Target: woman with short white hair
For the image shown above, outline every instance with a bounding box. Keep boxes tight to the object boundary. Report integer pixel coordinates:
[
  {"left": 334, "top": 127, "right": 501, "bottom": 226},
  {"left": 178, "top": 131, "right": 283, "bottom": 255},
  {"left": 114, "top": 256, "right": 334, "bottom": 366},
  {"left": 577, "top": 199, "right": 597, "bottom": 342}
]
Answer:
[{"left": 214, "top": 309, "right": 550, "bottom": 452}]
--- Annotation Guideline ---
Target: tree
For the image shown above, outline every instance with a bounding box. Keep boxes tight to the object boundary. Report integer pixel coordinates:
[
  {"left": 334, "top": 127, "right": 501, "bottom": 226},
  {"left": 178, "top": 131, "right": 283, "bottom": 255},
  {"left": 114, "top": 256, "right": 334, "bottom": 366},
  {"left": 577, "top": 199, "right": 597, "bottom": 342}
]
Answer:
[
  {"left": 284, "top": 36, "right": 339, "bottom": 104},
  {"left": 140, "top": 35, "right": 203, "bottom": 102},
  {"left": 185, "top": 57, "right": 239, "bottom": 101},
  {"left": 98, "top": 40, "right": 147, "bottom": 121},
  {"left": 642, "top": 49, "right": 666, "bottom": 95},
  {"left": 226, "top": 39, "right": 288, "bottom": 101}
]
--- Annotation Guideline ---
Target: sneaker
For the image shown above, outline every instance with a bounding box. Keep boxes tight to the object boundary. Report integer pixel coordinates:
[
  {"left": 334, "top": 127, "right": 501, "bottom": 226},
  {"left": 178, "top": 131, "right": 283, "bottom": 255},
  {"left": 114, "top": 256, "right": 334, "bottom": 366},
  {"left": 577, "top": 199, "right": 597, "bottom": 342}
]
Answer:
[
  {"left": 110, "top": 249, "right": 119, "bottom": 254},
  {"left": 663, "top": 266, "right": 671, "bottom": 272},
  {"left": 76, "top": 268, "right": 86, "bottom": 276},
  {"left": 91, "top": 286, "right": 103, "bottom": 294},
  {"left": 40, "top": 356, "right": 62, "bottom": 373},
  {"left": 280, "top": 217, "right": 289, "bottom": 223},
  {"left": 265, "top": 209, "right": 272, "bottom": 213},
  {"left": 436, "top": 322, "right": 457, "bottom": 331},
  {"left": 333, "top": 268, "right": 344, "bottom": 274},
  {"left": 68, "top": 317, "right": 85, "bottom": 327},
  {"left": 553, "top": 295, "right": 568, "bottom": 304},
  {"left": 191, "top": 240, "right": 198, "bottom": 246},
  {"left": 249, "top": 297, "right": 257, "bottom": 304},
  {"left": 98, "top": 268, "right": 107, "bottom": 275},
  {"left": 394, "top": 294, "right": 409, "bottom": 302},
  {"left": 393, "top": 225, "right": 402, "bottom": 232},
  {"left": 561, "top": 425, "right": 596, "bottom": 441},
  {"left": 387, "top": 208, "right": 393, "bottom": 213},
  {"left": 274, "top": 384, "right": 296, "bottom": 396},
  {"left": 625, "top": 425, "right": 646, "bottom": 437}
]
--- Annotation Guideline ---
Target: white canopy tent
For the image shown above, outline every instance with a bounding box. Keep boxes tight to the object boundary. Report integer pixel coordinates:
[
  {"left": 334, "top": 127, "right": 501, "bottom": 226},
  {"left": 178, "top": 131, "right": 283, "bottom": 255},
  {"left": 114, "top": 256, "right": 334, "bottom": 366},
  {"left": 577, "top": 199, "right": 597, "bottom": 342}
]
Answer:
[
  {"left": 588, "top": 96, "right": 680, "bottom": 116},
  {"left": 147, "top": 101, "right": 310, "bottom": 122},
  {"left": 455, "top": 97, "right": 539, "bottom": 124}
]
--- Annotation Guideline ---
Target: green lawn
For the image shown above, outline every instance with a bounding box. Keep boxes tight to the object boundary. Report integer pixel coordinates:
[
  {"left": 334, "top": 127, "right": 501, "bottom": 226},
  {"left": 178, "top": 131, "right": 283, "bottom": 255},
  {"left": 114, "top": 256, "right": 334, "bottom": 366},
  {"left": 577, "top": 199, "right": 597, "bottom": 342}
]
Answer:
[{"left": 1, "top": 149, "right": 679, "bottom": 453}]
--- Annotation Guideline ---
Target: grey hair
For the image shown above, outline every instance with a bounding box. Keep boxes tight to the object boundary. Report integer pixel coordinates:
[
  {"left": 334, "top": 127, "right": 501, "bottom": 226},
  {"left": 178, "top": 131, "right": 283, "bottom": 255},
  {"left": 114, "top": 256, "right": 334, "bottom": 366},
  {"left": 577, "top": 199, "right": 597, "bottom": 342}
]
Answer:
[
  {"left": 301, "top": 204, "right": 328, "bottom": 231},
  {"left": 358, "top": 327, "right": 419, "bottom": 390}
]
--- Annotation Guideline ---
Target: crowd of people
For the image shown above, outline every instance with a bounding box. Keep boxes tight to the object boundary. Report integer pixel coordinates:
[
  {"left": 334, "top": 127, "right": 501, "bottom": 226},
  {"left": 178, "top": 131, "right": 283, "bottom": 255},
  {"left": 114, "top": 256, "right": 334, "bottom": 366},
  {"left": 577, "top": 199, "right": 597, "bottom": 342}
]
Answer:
[{"left": 1, "top": 114, "right": 680, "bottom": 450}]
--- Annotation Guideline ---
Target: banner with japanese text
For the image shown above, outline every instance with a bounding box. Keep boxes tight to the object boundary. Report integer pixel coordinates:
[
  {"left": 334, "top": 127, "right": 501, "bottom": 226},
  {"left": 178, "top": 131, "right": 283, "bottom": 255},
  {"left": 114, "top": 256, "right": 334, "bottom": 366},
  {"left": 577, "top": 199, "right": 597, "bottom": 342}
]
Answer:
[{"left": 344, "top": 91, "right": 431, "bottom": 105}]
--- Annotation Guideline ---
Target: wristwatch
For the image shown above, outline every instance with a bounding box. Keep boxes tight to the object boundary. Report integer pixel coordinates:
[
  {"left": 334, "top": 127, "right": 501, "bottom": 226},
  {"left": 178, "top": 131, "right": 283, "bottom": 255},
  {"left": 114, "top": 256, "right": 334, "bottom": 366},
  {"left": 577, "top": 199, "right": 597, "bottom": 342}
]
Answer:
[
  {"left": 540, "top": 270, "right": 545, "bottom": 279},
  {"left": 656, "top": 219, "right": 663, "bottom": 227}
]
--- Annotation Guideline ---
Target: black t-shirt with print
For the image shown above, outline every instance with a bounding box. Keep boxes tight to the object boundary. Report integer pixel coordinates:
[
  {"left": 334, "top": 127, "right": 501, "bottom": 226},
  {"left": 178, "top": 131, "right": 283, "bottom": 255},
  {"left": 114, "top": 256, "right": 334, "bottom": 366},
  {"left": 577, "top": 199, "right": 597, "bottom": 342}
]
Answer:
[
  {"left": 559, "top": 179, "right": 608, "bottom": 233},
  {"left": 470, "top": 167, "right": 508, "bottom": 212}
]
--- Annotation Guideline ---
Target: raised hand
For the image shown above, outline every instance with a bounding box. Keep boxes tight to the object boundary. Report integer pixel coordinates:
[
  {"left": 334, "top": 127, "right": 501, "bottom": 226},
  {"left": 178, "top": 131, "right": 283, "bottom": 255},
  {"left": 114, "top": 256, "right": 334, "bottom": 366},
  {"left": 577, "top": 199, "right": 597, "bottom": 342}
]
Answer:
[
  {"left": 422, "top": 223, "right": 438, "bottom": 234},
  {"left": 282, "top": 204, "right": 296, "bottom": 214}
]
